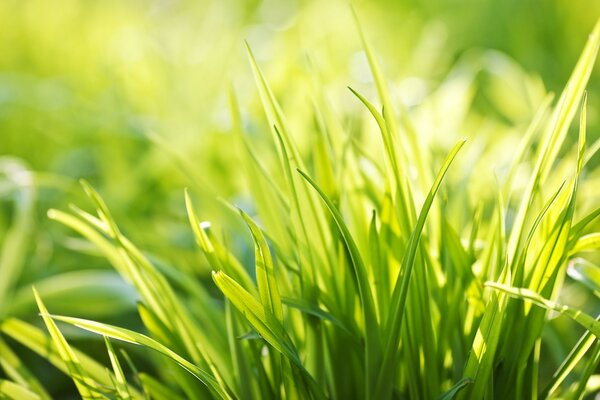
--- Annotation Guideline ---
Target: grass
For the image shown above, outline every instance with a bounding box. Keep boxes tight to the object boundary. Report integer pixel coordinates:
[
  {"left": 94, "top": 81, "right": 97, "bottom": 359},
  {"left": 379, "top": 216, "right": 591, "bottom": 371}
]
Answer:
[{"left": 1, "top": 8, "right": 600, "bottom": 400}]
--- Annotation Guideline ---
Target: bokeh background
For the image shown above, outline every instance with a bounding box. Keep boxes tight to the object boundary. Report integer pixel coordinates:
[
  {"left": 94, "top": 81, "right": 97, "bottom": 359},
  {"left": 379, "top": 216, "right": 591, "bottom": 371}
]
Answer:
[{"left": 1, "top": 0, "right": 600, "bottom": 396}]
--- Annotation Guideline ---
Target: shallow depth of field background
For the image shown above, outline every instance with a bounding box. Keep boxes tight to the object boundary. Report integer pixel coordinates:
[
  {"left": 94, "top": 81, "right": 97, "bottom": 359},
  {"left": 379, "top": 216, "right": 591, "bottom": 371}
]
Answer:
[{"left": 1, "top": 0, "right": 600, "bottom": 395}]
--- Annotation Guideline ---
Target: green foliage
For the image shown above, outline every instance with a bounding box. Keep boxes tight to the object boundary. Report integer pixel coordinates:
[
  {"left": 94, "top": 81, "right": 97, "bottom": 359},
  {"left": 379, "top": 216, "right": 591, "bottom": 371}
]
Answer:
[{"left": 1, "top": 2, "right": 600, "bottom": 400}]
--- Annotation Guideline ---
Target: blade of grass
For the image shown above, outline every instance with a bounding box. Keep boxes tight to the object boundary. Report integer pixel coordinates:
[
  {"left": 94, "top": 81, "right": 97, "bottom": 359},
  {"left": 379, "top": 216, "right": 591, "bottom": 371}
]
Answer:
[
  {"left": 485, "top": 282, "right": 600, "bottom": 337},
  {"left": 297, "top": 168, "right": 381, "bottom": 396},
  {"left": 104, "top": 337, "right": 132, "bottom": 400},
  {"left": 45, "top": 314, "right": 232, "bottom": 400},
  {"left": 374, "top": 138, "right": 466, "bottom": 399},
  {"left": 33, "top": 288, "right": 102, "bottom": 399},
  {"left": 0, "top": 338, "right": 50, "bottom": 400},
  {"left": 0, "top": 380, "right": 41, "bottom": 400}
]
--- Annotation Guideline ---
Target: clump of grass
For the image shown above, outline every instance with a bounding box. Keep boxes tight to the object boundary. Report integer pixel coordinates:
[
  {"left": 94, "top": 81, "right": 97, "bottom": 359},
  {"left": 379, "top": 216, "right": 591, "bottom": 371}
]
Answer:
[{"left": 1, "top": 17, "right": 600, "bottom": 400}]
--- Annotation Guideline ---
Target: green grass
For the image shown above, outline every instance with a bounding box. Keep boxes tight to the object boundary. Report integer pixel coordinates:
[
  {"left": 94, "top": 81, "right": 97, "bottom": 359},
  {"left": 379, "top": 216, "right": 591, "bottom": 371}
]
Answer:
[{"left": 1, "top": 7, "right": 600, "bottom": 400}]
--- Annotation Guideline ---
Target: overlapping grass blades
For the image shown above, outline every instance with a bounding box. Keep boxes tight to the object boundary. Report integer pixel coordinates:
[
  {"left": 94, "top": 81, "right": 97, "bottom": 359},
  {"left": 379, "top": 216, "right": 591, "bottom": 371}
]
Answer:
[{"left": 1, "top": 14, "right": 599, "bottom": 400}]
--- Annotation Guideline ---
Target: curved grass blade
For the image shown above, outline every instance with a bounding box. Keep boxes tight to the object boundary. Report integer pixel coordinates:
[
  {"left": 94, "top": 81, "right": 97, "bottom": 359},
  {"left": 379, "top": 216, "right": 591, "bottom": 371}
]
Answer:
[
  {"left": 540, "top": 328, "right": 597, "bottom": 398},
  {"left": 281, "top": 297, "right": 355, "bottom": 337},
  {"left": 104, "top": 337, "right": 131, "bottom": 400},
  {"left": 437, "top": 378, "right": 474, "bottom": 400},
  {"left": 212, "top": 271, "right": 326, "bottom": 400},
  {"left": 185, "top": 189, "right": 255, "bottom": 293},
  {"left": 571, "top": 340, "right": 600, "bottom": 400},
  {"left": 0, "top": 319, "right": 142, "bottom": 399},
  {"left": 239, "top": 210, "right": 283, "bottom": 322},
  {"left": 45, "top": 314, "right": 233, "bottom": 400},
  {"left": 297, "top": 168, "right": 381, "bottom": 396},
  {"left": 212, "top": 271, "right": 298, "bottom": 365},
  {"left": 485, "top": 282, "right": 600, "bottom": 337},
  {"left": 373, "top": 138, "right": 466, "bottom": 399},
  {"left": 570, "top": 233, "right": 600, "bottom": 254},
  {"left": 506, "top": 20, "right": 600, "bottom": 264},
  {"left": 33, "top": 288, "right": 102, "bottom": 400}
]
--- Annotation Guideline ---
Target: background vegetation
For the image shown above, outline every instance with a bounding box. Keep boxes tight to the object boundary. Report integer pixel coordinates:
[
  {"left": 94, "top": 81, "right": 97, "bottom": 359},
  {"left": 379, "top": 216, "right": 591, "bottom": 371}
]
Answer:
[{"left": 1, "top": 0, "right": 599, "bottom": 398}]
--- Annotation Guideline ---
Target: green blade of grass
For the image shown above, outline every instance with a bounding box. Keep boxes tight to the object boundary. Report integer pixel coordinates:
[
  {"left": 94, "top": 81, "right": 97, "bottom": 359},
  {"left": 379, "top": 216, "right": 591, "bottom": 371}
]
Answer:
[
  {"left": 570, "top": 233, "right": 600, "bottom": 254},
  {"left": 0, "top": 318, "right": 142, "bottom": 398},
  {"left": 485, "top": 282, "right": 600, "bottom": 337},
  {"left": 297, "top": 168, "right": 381, "bottom": 397},
  {"left": 212, "top": 271, "right": 326, "bottom": 400},
  {"left": 33, "top": 288, "right": 102, "bottom": 400},
  {"left": 185, "top": 190, "right": 256, "bottom": 294},
  {"left": 348, "top": 86, "right": 413, "bottom": 235},
  {"left": 239, "top": 210, "right": 284, "bottom": 322},
  {"left": 374, "top": 138, "right": 466, "bottom": 399},
  {"left": 45, "top": 314, "right": 232, "bottom": 400},
  {"left": 506, "top": 20, "right": 600, "bottom": 265},
  {"left": 0, "top": 379, "right": 41, "bottom": 400},
  {"left": 570, "top": 340, "right": 600, "bottom": 400},
  {"left": 437, "top": 377, "right": 474, "bottom": 400},
  {"left": 0, "top": 338, "right": 50, "bottom": 400},
  {"left": 104, "top": 337, "right": 132, "bottom": 400},
  {"left": 281, "top": 297, "right": 355, "bottom": 337},
  {"left": 540, "top": 328, "right": 597, "bottom": 398},
  {"left": 212, "top": 270, "right": 299, "bottom": 365}
]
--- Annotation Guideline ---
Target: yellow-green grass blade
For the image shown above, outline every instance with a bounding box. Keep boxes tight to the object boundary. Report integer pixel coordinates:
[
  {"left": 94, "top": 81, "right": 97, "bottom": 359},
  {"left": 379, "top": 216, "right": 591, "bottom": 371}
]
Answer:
[
  {"left": 225, "top": 301, "right": 259, "bottom": 400},
  {"left": 0, "top": 338, "right": 50, "bottom": 400},
  {"left": 352, "top": 9, "right": 424, "bottom": 195},
  {"left": 506, "top": 20, "right": 600, "bottom": 265},
  {"left": 45, "top": 314, "right": 233, "bottom": 400},
  {"left": 374, "top": 138, "right": 466, "bottom": 399},
  {"left": 502, "top": 93, "right": 554, "bottom": 198},
  {"left": 527, "top": 92, "right": 587, "bottom": 297},
  {"left": 0, "top": 319, "right": 142, "bottom": 399},
  {"left": 570, "top": 233, "right": 600, "bottom": 254},
  {"left": 239, "top": 210, "right": 284, "bottom": 322},
  {"left": 244, "top": 43, "right": 304, "bottom": 170},
  {"left": 0, "top": 380, "right": 41, "bottom": 400},
  {"left": 60, "top": 183, "right": 233, "bottom": 388},
  {"left": 228, "top": 86, "right": 290, "bottom": 221},
  {"left": 212, "top": 271, "right": 326, "bottom": 400},
  {"left": 185, "top": 190, "right": 256, "bottom": 294},
  {"left": 510, "top": 181, "right": 567, "bottom": 287},
  {"left": 348, "top": 87, "right": 413, "bottom": 235},
  {"left": 570, "top": 340, "right": 600, "bottom": 400},
  {"left": 33, "top": 289, "right": 102, "bottom": 399},
  {"left": 212, "top": 271, "right": 299, "bottom": 365},
  {"left": 540, "top": 328, "right": 597, "bottom": 398},
  {"left": 297, "top": 168, "right": 380, "bottom": 396},
  {"left": 272, "top": 125, "right": 319, "bottom": 286},
  {"left": 47, "top": 209, "right": 131, "bottom": 281},
  {"left": 281, "top": 297, "right": 356, "bottom": 337},
  {"left": 104, "top": 337, "right": 131, "bottom": 400},
  {"left": 485, "top": 282, "right": 600, "bottom": 338},
  {"left": 246, "top": 44, "right": 331, "bottom": 291}
]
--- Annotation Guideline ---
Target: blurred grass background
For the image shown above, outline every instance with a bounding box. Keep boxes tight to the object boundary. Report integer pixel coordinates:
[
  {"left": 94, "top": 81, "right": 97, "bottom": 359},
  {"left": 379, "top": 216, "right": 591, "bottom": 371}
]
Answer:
[{"left": 1, "top": 0, "right": 600, "bottom": 395}]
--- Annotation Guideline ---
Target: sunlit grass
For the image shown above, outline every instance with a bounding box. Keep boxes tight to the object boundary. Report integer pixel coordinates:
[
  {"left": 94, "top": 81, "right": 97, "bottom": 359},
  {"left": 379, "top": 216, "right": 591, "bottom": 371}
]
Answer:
[{"left": 1, "top": 5, "right": 600, "bottom": 400}]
